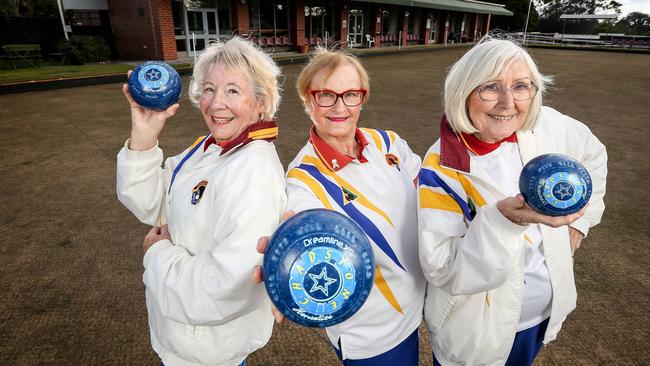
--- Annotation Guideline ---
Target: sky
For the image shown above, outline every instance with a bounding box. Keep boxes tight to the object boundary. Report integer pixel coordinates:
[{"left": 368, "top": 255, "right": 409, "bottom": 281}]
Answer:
[{"left": 618, "top": 0, "right": 650, "bottom": 16}]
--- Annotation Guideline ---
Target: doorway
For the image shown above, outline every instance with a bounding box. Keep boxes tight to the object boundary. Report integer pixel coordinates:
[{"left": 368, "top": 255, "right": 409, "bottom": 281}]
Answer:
[{"left": 348, "top": 9, "right": 363, "bottom": 47}]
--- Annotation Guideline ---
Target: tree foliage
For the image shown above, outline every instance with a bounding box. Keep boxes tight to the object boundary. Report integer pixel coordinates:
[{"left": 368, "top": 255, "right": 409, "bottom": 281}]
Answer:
[
  {"left": 616, "top": 12, "right": 650, "bottom": 35},
  {"left": 536, "top": 0, "right": 622, "bottom": 33},
  {"left": 0, "top": 0, "right": 58, "bottom": 17},
  {"left": 483, "top": 0, "right": 541, "bottom": 32}
]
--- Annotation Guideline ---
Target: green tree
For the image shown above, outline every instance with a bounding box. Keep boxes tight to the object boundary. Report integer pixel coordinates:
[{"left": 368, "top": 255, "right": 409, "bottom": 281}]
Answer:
[
  {"left": 0, "top": 0, "right": 57, "bottom": 17},
  {"left": 484, "top": 0, "right": 541, "bottom": 32},
  {"left": 537, "top": 0, "right": 622, "bottom": 33},
  {"left": 616, "top": 12, "right": 650, "bottom": 35}
]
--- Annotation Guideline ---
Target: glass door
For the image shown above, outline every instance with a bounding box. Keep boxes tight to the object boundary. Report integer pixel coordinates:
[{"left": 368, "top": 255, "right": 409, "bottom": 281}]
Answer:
[
  {"left": 348, "top": 9, "right": 363, "bottom": 47},
  {"left": 430, "top": 17, "right": 438, "bottom": 44},
  {"left": 187, "top": 9, "right": 219, "bottom": 56}
]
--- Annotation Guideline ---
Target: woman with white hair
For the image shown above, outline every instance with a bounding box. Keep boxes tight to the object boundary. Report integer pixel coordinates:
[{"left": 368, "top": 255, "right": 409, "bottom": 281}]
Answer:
[
  {"left": 418, "top": 37, "right": 607, "bottom": 365},
  {"left": 116, "top": 37, "right": 286, "bottom": 366}
]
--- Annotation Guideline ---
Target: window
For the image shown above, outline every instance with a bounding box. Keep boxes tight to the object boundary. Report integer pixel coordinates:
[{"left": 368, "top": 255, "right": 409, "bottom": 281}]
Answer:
[
  {"left": 305, "top": 1, "right": 330, "bottom": 39},
  {"left": 250, "top": 0, "right": 289, "bottom": 36},
  {"left": 69, "top": 10, "right": 101, "bottom": 26},
  {"left": 381, "top": 10, "right": 390, "bottom": 35}
]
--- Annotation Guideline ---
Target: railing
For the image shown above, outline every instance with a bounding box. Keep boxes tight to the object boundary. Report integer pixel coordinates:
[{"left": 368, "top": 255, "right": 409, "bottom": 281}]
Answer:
[{"left": 512, "top": 32, "right": 650, "bottom": 50}]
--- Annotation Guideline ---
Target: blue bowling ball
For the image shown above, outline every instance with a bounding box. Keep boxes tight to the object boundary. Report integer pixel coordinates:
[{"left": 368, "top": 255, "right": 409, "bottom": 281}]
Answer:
[
  {"left": 127, "top": 61, "right": 182, "bottom": 110},
  {"left": 263, "top": 209, "right": 375, "bottom": 327},
  {"left": 519, "top": 153, "right": 592, "bottom": 216}
]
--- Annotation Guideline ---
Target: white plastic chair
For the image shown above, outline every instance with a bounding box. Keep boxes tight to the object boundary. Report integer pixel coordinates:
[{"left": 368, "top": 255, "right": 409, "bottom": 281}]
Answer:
[
  {"left": 348, "top": 35, "right": 357, "bottom": 48},
  {"left": 365, "top": 34, "right": 375, "bottom": 47}
]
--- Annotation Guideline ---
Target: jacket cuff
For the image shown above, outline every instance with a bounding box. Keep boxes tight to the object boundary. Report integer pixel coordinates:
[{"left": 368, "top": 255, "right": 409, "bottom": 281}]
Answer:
[
  {"left": 486, "top": 203, "right": 529, "bottom": 237},
  {"left": 570, "top": 217, "right": 590, "bottom": 237},
  {"left": 143, "top": 239, "right": 173, "bottom": 268},
  {"left": 122, "top": 139, "right": 161, "bottom": 160}
]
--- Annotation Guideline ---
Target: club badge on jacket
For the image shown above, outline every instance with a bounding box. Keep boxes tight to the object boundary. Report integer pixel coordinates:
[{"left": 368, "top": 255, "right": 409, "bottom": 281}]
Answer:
[
  {"left": 385, "top": 153, "right": 400, "bottom": 171},
  {"left": 191, "top": 180, "right": 208, "bottom": 205}
]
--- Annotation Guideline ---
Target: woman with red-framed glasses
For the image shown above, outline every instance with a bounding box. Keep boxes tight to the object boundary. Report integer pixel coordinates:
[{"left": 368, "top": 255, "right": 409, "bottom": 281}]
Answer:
[{"left": 257, "top": 47, "right": 426, "bottom": 365}]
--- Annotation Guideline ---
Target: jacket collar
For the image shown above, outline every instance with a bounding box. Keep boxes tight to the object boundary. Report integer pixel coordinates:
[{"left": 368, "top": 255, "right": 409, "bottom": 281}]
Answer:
[
  {"left": 440, "top": 115, "right": 472, "bottom": 173},
  {"left": 309, "top": 126, "right": 369, "bottom": 171},
  {"left": 204, "top": 120, "right": 278, "bottom": 155},
  {"left": 460, "top": 131, "right": 517, "bottom": 156}
]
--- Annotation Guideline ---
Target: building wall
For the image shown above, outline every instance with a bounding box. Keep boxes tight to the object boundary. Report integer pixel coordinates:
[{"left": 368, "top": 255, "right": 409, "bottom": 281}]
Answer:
[{"left": 108, "top": 0, "right": 176, "bottom": 60}]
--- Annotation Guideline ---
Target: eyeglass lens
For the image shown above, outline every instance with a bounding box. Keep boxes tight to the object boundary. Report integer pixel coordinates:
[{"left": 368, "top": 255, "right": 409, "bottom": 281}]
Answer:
[
  {"left": 316, "top": 90, "right": 364, "bottom": 107},
  {"left": 478, "top": 82, "right": 537, "bottom": 101}
]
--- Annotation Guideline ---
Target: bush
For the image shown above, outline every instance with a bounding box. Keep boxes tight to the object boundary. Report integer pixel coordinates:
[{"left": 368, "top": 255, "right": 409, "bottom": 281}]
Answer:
[{"left": 64, "top": 36, "right": 110, "bottom": 64}]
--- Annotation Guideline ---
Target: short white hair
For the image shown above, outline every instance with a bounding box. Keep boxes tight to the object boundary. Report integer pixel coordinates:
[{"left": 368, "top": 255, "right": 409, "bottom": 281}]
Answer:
[
  {"left": 444, "top": 36, "right": 551, "bottom": 134},
  {"left": 188, "top": 37, "right": 282, "bottom": 120}
]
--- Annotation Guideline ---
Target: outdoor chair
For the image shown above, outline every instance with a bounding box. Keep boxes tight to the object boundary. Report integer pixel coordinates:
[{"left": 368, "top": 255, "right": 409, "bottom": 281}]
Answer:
[
  {"left": 365, "top": 34, "right": 375, "bottom": 47},
  {"left": 347, "top": 35, "right": 357, "bottom": 48}
]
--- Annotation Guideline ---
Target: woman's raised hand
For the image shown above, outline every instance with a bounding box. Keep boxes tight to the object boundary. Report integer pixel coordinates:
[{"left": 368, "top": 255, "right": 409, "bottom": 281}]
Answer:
[{"left": 123, "top": 70, "right": 180, "bottom": 151}]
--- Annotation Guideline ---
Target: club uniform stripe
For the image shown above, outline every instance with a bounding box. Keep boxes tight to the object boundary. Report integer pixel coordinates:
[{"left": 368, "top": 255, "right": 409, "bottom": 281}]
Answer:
[
  {"left": 420, "top": 189, "right": 464, "bottom": 214},
  {"left": 296, "top": 163, "right": 405, "bottom": 271},
  {"left": 423, "top": 153, "right": 487, "bottom": 208},
  {"left": 374, "top": 265, "right": 404, "bottom": 314},
  {"left": 302, "top": 156, "right": 394, "bottom": 227},
  {"left": 377, "top": 129, "right": 391, "bottom": 152},
  {"left": 387, "top": 130, "right": 397, "bottom": 146},
  {"left": 360, "top": 128, "right": 384, "bottom": 152},
  {"left": 287, "top": 168, "right": 333, "bottom": 210},
  {"left": 248, "top": 127, "right": 278, "bottom": 139},
  {"left": 168, "top": 135, "right": 210, "bottom": 194},
  {"left": 419, "top": 168, "right": 472, "bottom": 220}
]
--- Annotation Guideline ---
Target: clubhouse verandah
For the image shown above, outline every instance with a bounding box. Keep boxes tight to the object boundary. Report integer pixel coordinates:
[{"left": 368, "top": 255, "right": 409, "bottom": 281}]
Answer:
[{"left": 64, "top": 0, "right": 512, "bottom": 60}]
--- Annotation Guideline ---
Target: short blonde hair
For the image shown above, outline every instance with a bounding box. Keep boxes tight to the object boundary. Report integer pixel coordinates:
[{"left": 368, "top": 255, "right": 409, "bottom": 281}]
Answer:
[
  {"left": 444, "top": 36, "right": 551, "bottom": 134},
  {"left": 296, "top": 47, "right": 370, "bottom": 112},
  {"left": 188, "top": 37, "right": 282, "bottom": 120}
]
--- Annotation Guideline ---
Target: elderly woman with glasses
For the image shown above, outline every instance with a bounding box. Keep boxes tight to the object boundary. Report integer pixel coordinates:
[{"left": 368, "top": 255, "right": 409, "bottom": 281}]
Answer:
[
  {"left": 417, "top": 38, "right": 607, "bottom": 366},
  {"left": 271, "top": 47, "right": 425, "bottom": 365},
  {"left": 116, "top": 38, "right": 286, "bottom": 366}
]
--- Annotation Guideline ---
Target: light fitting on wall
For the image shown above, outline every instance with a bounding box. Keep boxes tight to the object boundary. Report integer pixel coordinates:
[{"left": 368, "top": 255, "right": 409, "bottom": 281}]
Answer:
[{"left": 405, "top": 11, "right": 410, "bottom": 17}]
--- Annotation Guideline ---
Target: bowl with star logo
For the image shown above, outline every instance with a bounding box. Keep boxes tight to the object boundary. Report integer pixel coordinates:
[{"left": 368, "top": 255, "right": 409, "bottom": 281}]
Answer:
[
  {"left": 519, "top": 153, "right": 592, "bottom": 216},
  {"left": 263, "top": 209, "right": 375, "bottom": 327},
  {"left": 127, "top": 61, "right": 182, "bottom": 111}
]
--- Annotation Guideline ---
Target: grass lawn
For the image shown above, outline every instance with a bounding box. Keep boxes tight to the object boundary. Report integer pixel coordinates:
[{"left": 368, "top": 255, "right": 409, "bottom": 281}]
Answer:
[{"left": 0, "top": 63, "right": 191, "bottom": 84}]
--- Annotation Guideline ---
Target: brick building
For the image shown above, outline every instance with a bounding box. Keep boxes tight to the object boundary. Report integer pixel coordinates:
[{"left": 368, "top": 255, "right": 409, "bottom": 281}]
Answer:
[{"left": 60, "top": 0, "right": 512, "bottom": 61}]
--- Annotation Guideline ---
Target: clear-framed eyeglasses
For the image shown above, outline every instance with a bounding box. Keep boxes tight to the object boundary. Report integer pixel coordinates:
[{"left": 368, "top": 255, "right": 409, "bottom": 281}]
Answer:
[
  {"left": 310, "top": 89, "right": 367, "bottom": 107},
  {"left": 475, "top": 81, "right": 538, "bottom": 102}
]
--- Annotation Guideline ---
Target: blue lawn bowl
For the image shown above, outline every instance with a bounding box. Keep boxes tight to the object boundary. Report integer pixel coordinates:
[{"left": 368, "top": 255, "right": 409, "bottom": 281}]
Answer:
[
  {"left": 263, "top": 209, "right": 375, "bottom": 327},
  {"left": 127, "top": 61, "right": 182, "bottom": 110},
  {"left": 519, "top": 153, "right": 592, "bottom": 216}
]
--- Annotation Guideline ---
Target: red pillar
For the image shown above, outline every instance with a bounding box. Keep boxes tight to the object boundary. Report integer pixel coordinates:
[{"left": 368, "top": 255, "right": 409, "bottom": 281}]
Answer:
[
  {"left": 231, "top": 0, "right": 249, "bottom": 36},
  {"left": 109, "top": 0, "right": 177, "bottom": 60},
  {"left": 399, "top": 8, "right": 408, "bottom": 46},
  {"left": 473, "top": 13, "right": 479, "bottom": 41},
  {"left": 291, "top": 0, "right": 306, "bottom": 51},
  {"left": 422, "top": 12, "right": 430, "bottom": 45},
  {"left": 485, "top": 14, "right": 491, "bottom": 34},
  {"left": 152, "top": 0, "right": 177, "bottom": 60},
  {"left": 370, "top": 6, "right": 381, "bottom": 47},
  {"left": 338, "top": 1, "right": 350, "bottom": 48}
]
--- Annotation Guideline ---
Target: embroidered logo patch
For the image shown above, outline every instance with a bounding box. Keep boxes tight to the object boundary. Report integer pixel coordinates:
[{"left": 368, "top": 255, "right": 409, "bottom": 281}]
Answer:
[
  {"left": 341, "top": 186, "right": 358, "bottom": 204},
  {"left": 191, "top": 180, "right": 208, "bottom": 205},
  {"left": 467, "top": 196, "right": 477, "bottom": 221},
  {"left": 385, "top": 153, "right": 400, "bottom": 171}
]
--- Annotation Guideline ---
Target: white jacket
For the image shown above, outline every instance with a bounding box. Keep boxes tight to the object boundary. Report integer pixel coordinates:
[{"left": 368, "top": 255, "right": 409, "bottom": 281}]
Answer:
[
  {"left": 117, "top": 130, "right": 287, "bottom": 366},
  {"left": 418, "top": 107, "right": 607, "bottom": 366},
  {"left": 286, "top": 127, "right": 425, "bottom": 360}
]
